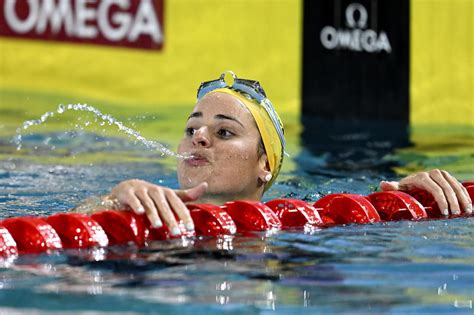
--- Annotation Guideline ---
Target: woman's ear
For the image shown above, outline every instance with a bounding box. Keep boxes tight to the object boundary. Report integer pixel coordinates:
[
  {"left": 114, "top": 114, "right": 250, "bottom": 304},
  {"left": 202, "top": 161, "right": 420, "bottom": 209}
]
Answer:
[{"left": 258, "top": 154, "right": 271, "bottom": 183}]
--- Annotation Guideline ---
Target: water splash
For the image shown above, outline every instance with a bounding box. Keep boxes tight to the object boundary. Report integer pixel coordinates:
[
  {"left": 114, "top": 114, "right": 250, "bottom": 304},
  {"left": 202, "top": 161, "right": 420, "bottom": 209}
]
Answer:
[{"left": 14, "top": 103, "right": 187, "bottom": 159}]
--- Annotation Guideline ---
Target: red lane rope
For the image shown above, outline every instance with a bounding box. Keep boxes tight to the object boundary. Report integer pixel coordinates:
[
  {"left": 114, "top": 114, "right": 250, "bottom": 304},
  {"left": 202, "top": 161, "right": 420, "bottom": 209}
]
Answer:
[{"left": 1, "top": 183, "right": 473, "bottom": 257}]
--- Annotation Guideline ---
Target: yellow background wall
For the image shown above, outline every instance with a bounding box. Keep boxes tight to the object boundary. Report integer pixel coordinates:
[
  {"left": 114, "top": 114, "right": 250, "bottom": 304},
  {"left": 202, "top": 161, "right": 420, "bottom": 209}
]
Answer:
[
  {"left": 1, "top": 0, "right": 472, "bottom": 140},
  {"left": 0, "top": 0, "right": 302, "bottom": 132},
  {"left": 411, "top": 0, "right": 473, "bottom": 127}
]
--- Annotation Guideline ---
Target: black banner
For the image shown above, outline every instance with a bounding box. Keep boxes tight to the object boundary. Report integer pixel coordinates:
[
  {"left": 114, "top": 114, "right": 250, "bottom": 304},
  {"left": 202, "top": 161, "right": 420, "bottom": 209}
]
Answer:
[{"left": 302, "top": 0, "right": 409, "bottom": 163}]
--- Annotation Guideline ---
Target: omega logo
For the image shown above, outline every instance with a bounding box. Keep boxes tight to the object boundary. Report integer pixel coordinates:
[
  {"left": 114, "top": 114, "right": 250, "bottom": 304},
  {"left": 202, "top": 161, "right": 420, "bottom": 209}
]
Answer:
[
  {"left": 0, "top": 0, "right": 164, "bottom": 50},
  {"left": 320, "top": 2, "right": 392, "bottom": 53}
]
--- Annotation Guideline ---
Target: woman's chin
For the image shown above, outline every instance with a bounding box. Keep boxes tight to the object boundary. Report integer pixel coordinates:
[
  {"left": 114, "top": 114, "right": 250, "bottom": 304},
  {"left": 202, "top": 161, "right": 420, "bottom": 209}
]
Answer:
[{"left": 178, "top": 169, "right": 213, "bottom": 189}]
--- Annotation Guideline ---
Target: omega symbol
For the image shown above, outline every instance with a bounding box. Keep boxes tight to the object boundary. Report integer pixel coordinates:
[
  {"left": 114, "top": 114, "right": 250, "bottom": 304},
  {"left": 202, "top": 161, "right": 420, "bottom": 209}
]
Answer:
[{"left": 345, "top": 3, "right": 368, "bottom": 29}]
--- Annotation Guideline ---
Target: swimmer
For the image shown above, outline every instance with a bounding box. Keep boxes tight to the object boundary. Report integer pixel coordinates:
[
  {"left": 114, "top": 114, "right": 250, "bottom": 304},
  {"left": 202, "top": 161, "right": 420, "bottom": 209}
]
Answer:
[{"left": 77, "top": 71, "right": 472, "bottom": 235}]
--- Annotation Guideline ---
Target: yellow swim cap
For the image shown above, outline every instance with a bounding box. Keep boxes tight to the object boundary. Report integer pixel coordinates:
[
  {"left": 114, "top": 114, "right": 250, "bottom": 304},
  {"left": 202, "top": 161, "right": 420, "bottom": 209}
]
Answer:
[{"left": 206, "top": 88, "right": 284, "bottom": 191}]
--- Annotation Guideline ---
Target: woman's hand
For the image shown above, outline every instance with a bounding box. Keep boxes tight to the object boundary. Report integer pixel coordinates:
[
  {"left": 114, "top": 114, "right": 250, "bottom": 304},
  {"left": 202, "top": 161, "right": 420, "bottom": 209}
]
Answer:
[
  {"left": 110, "top": 180, "right": 208, "bottom": 235},
  {"left": 379, "top": 169, "right": 472, "bottom": 216}
]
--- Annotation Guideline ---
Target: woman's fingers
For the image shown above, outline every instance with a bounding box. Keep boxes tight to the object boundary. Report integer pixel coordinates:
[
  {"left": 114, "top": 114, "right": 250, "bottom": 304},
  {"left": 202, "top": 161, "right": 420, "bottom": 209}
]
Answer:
[
  {"left": 397, "top": 170, "right": 472, "bottom": 216},
  {"left": 148, "top": 188, "right": 181, "bottom": 236},
  {"left": 428, "top": 170, "right": 460, "bottom": 215},
  {"left": 126, "top": 195, "right": 145, "bottom": 214},
  {"left": 111, "top": 185, "right": 145, "bottom": 214},
  {"left": 176, "top": 182, "right": 208, "bottom": 202},
  {"left": 135, "top": 189, "right": 163, "bottom": 228},
  {"left": 461, "top": 186, "right": 473, "bottom": 214},
  {"left": 441, "top": 171, "right": 472, "bottom": 214},
  {"left": 379, "top": 181, "right": 399, "bottom": 191},
  {"left": 111, "top": 180, "right": 145, "bottom": 213},
  {"left": 408, "top": 172, "right": 450, "bottom": 215},
  {"left": 109, "top": 180, "right": 205, "bottom": 234},
  {"left": 166, "top": 189, "right": 194, "bottom": 231}
]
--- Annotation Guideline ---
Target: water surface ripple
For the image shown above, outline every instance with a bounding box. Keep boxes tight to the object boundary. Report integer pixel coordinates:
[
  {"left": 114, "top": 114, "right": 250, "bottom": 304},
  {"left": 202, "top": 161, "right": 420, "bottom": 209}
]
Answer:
[{"left": 0, "top": 133, "right": 473, "bottom": 314}]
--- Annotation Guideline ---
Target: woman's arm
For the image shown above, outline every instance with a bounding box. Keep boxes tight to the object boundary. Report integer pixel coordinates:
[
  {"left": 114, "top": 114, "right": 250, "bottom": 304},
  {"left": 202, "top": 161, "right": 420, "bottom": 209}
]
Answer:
[
  {"left": 379, "top": 169, "right": 472, "bottom": 215},
  {"left": 72, "top": 195, "right": 123, "bottom": 214}
]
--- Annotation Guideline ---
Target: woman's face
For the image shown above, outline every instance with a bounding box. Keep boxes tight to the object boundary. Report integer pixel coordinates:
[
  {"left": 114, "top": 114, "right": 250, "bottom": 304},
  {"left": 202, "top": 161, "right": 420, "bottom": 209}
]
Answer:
[{"left": 177, "top": 92, "right": 264, "bottom": 200}]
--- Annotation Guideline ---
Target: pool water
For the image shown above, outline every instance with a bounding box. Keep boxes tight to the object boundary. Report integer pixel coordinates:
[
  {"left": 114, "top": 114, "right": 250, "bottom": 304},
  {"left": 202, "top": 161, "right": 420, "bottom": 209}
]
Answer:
[{"left": 0, "top": 123, "right": 473, "bottom": 314}]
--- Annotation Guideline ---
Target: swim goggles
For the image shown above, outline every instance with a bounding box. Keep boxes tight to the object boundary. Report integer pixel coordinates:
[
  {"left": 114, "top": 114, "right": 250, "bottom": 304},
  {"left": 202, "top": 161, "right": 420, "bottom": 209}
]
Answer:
[{"left": 197, "top": 71, "right": 286, "bottom": 149}]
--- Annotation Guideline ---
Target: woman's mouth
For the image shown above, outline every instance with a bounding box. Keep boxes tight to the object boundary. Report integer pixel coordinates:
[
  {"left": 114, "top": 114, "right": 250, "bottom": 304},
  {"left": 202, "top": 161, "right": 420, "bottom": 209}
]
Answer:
[{"left": 184, "top": 154, "right": 210, "bottom": 167}]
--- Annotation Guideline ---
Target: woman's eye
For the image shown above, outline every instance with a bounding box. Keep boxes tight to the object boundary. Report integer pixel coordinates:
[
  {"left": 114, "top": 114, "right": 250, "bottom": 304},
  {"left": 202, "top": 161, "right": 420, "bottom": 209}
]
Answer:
[
  {"left": 217, "top": 129, "right": 233, "bottom": 138},
  {"left": 185, "top": 127, "right": 195, "bottom": 136}
]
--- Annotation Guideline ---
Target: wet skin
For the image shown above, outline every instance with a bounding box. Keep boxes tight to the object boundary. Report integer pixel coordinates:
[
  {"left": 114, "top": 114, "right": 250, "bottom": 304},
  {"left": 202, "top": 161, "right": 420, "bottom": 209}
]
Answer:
[{"left": 177, "top": 92, "right": 267, "bottom": 201}]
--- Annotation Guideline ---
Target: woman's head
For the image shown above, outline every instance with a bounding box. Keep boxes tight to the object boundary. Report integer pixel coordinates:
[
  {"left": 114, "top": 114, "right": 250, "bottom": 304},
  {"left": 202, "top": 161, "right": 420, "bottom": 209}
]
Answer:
[{"left": 177, "top": 71, "right": 285, "bottom": 203}]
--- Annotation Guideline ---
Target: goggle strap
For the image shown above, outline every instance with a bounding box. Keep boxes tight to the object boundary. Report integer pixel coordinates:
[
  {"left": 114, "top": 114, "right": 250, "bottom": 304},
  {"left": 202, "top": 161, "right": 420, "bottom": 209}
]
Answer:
[
  {"left": 261, "top": 99, "right": 286, "bottom": 149},
  {"left": 232, "top": 82, "right": 265, "bottom": 103},
  {"left": 235, "top": 78, "right": 267, "bottom": 97},
  {"left": 197, "top": 80, "right": 226, "bottom": 99}
]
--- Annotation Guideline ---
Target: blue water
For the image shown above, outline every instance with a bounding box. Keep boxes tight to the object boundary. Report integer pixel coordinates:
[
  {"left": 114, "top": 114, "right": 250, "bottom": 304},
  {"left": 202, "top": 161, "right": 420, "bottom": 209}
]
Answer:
[{"left": 0, "top": 131, "right": 473, "bottom": 314}]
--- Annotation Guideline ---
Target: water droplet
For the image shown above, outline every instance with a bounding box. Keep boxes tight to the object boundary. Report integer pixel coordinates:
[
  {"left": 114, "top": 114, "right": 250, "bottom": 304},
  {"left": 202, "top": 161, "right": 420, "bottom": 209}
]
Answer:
[{"left": 14, "top": 103, "right": 185, "bottom": 159}]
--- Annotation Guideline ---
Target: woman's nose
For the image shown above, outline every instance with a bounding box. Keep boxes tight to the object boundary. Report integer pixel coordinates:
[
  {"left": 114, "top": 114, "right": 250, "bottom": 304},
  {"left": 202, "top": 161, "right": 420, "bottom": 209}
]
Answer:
[{"left": 192, "top": 127, "right": 211, "bottom": 147}]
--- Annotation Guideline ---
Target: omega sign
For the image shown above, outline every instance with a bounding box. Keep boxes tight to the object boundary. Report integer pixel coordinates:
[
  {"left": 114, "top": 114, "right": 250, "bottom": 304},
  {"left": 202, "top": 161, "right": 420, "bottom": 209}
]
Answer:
[
  {"left": 0, "top": 0, "right": 164, "bottom": 50},
  {"left": 320, "top": 2, "right": 391, "bottom": 53}
]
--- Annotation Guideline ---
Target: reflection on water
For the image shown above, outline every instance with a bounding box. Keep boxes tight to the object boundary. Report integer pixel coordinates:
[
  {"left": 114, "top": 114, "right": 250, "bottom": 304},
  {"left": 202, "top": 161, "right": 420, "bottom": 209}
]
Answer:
[
  {"left": 0, "top": 220, "right": 473, "bottom": 314},
  {"left": 0, "top": 123, "right": 473, "bottom": 313}
]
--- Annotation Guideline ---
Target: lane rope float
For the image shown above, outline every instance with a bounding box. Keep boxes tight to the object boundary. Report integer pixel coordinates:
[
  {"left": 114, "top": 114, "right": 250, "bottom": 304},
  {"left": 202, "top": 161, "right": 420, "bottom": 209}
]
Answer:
[{"left": 1, "top": 183, "right": 473, "bottom": 257}]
